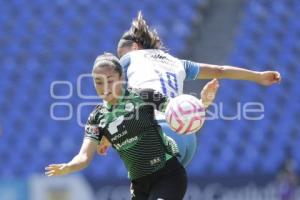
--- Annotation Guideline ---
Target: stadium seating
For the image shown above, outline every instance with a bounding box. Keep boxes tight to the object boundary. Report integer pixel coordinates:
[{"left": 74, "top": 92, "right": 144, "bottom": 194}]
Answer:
[
  {"left": 187, "top": 0, "right": 299, "bottom": 177},
  {"left": 0, "top": 0, "right": 299, "bottom": 181}
]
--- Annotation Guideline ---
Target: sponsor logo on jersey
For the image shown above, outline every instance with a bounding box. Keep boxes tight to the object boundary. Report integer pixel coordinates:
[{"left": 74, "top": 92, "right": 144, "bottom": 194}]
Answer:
[
  {"left": 144, "top": 52, "right": 175, "bottom": 66},
  {"left": 114, "top": 136, "right": 138, "bottom": 150},
  {"left": 111, "top": 130, "right": 128, "bottom": 142},
  {"left": 150, "top": 157, "right": 161, "bottom": 166}
]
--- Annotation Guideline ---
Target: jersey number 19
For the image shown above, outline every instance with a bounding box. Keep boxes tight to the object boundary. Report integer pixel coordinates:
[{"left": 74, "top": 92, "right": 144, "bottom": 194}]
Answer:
[{"left": 155, "top": 70, "right": 179, "bottom": 98}]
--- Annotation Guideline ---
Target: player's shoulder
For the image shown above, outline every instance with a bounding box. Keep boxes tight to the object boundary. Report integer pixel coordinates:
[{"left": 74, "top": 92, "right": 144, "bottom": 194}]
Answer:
[
  {"left": 119, "top": 53, "right": 131, "bottom": 68},
  {"left": 87, "top": 104, "right": 106, "bottom": 124}
]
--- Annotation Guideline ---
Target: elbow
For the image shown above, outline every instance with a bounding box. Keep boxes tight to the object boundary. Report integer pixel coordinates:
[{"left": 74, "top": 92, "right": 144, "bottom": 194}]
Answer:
[
  {"left": 76, "top": 154, "right": 92, "bottom": 169},
  {"left": 82, "top": 155, "right": 93, "bottom": 167}
]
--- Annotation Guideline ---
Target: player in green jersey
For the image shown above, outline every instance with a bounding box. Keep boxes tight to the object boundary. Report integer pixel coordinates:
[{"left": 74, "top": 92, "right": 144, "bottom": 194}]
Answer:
[{"left": 45, "top": 53, "right": 219, "bottom": 200}]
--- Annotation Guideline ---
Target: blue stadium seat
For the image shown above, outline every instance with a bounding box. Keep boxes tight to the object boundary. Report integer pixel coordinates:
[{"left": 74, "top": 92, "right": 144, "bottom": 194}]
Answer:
[
  {"left": 225, "top": 0, "right": 299, "bottom": 176},
  {"left": 212, "top": 146, "right": 235, "bottom": 175}
]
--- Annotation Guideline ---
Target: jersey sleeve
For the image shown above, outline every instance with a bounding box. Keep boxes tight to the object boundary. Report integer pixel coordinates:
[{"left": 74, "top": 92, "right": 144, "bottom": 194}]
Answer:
[
  {"left": 120, "top": 54, "right": 131, "bottom": 83},
  {"left": 136, "top": 88, "right": 169, "bottom": 112},
  {"left": 181, "top": 60, "right": 201, "bottom": 80},
  {"left": 84, "top": 107, "right": 103, "bottom": 144}
]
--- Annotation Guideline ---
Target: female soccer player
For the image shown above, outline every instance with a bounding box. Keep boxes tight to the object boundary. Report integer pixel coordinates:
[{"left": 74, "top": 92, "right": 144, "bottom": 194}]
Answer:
[
  {"left": 97, "top": 11, "right": 281, "bottom": 167},
  {"left": 45, "top": 53, "right": 219, "bottom": 200}
]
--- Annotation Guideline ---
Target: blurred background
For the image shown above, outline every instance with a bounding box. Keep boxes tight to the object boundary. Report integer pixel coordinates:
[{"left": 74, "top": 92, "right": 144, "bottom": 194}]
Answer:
[{"left": 0, "top": 0, "right": 299, "bottom": 199}]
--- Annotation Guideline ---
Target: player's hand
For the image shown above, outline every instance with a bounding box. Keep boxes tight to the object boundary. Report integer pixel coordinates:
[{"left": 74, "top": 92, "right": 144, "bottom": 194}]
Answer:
[
  {"left": 200, "top": 79, "right": 219, "bottom": 108},
  {"left": 256, "top": 71, "right": 281, "bottom": 86},
  {"left": 97, "top": 137, "right": 111, "bottom": 156},
  {"left": 45, "top": 163, "right": 70, "bottom": 177}
]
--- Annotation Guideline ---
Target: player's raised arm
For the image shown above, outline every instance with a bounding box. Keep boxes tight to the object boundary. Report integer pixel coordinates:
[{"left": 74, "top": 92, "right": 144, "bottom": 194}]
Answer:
[
  {"left": 45, "top": 138, "right": 97, "bottom": 176},
  {"left": 197, "top": 63, "right": 281, "bottom": 86}
]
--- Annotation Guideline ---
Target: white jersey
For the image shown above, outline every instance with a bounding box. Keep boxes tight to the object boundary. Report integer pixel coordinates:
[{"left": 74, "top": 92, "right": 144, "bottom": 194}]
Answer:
[
  {"left": 120, "top": 49, "right": 200, "bottom": 98},
  {"left": 120, "top": 49, "right": 201, "bottom": 121}
]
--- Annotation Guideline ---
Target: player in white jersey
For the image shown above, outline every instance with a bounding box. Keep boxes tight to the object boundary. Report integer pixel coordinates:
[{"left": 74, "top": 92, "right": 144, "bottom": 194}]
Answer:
[
  {"left": 120, "top": 49, "right": 193, "bottom": 97},
  {"left": 98, "top": 11, "right": 281, "bottom": 167}
]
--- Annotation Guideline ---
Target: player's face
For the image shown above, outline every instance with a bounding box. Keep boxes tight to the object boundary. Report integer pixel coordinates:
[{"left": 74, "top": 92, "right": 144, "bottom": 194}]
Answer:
[{"left": 93, "top": 66, "right": 123, "bottom": 104}]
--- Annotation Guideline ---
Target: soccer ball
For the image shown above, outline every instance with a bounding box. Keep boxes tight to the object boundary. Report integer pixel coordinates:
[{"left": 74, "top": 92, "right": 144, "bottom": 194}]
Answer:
[{"left": 165, "top": 94, "right": 205, "bottom": 135}]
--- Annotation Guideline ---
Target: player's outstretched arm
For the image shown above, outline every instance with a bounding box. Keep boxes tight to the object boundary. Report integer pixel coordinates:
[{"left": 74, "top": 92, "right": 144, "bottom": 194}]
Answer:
[
  {"left": 45, "top": 138, "right": 97, "bottom": 176},
  {"left": 200, "top": 79, "right": 219, "bottom": 108},
  {"left": 198, "top": 63, "right": 281, "bottom": 86}
]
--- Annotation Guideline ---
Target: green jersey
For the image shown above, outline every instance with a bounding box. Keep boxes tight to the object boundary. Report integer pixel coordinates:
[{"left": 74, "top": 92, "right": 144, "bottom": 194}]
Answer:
[{"left": 84, "top": 88, "right": 179, "bottom": 180}]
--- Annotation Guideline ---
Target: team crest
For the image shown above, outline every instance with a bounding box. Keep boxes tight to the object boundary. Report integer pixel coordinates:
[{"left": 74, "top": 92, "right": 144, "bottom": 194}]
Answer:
[{"left": 85, "top": 125, "right": 100, "bottom": 136}]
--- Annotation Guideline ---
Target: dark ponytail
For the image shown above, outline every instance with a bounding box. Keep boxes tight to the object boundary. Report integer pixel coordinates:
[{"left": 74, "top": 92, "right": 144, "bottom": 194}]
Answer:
[{"left": 118, "top": 11, "right": 164, "bottom": 50}]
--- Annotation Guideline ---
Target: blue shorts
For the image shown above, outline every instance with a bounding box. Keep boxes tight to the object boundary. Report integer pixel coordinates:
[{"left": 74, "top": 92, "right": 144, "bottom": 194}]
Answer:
[{"left": 159, "top": 121, "right": 197, "bottom": 167}]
